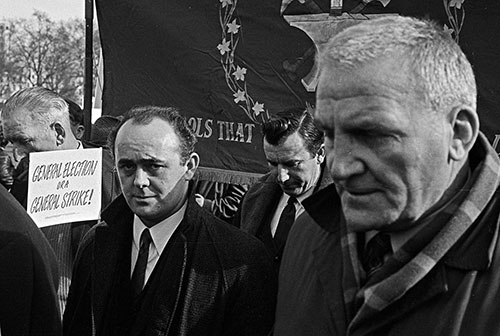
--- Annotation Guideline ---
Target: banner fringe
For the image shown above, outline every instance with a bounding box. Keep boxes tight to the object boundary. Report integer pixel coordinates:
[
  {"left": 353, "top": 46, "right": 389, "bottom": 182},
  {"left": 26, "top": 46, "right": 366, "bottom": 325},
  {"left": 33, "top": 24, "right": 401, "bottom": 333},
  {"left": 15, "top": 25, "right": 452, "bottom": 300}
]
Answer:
[{"left": 195, "top": 166, "right": 264, "bottom": 186}]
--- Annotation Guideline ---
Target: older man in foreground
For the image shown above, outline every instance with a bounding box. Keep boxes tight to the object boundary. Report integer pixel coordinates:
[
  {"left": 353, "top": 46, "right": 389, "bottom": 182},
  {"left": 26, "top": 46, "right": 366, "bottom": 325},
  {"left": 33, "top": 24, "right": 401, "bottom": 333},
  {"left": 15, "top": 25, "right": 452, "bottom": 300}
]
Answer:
[{"left": 275, "top": 16, "right": 500, "bottom": 336}]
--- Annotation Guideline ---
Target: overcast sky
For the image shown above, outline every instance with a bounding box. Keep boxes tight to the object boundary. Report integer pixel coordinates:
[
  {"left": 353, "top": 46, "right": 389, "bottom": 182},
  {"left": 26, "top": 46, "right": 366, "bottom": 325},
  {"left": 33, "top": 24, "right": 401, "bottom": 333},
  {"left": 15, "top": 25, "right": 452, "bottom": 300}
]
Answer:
[{"left": 0, "top": 0, "right": 85, "bottom": 20}]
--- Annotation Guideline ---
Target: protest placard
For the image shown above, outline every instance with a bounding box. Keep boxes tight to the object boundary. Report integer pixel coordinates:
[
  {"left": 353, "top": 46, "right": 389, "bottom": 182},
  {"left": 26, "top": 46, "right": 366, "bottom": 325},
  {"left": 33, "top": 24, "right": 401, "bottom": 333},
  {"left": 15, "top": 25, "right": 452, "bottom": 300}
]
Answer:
[{"left": 27, "top": 148, "right": 102, "bottom": 227}]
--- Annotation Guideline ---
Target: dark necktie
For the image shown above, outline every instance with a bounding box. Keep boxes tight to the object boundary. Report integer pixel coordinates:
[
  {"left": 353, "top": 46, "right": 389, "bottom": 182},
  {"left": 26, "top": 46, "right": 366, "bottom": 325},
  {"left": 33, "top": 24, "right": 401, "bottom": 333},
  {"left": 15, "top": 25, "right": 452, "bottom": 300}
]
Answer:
[
  {"left": 274, "top": 196, "right": 297, "bottom": 249},
  {"left": 131, "top": 228, "right": 152, "bottom": 297},
  {"left": 361, "top": 232, "right": 392, "bottom": 278}
]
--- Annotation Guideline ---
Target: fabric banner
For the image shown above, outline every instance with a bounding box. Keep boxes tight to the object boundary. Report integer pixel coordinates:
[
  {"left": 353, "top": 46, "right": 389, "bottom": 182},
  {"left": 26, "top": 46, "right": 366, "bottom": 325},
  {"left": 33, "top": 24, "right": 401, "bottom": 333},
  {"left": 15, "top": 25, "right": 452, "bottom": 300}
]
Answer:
[
  {"left": 96, "top": 0, "right": 315, "bottom": 183},
  {"left": 96, "top": 0, "right": 500, "bottom": 183}
]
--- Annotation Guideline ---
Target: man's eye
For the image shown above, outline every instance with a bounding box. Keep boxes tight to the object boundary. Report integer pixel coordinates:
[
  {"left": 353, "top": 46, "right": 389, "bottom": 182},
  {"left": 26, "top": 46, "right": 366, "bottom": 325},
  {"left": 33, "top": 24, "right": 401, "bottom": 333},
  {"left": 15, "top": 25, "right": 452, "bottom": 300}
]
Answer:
[
  {"left": 356, "top": 130, "right": 397, "bottom": 148},
  {"left": 285, "top": 161, "right": 301, "bottom": 168},
  {"left": 118, "top": 163, "right": 135, "bottom": 173},
  {"left": 146, "top": 163, "right": 164, "bottom": 173},
  {"left": 15, "top": 138, "right": 31, "bottom": 146},
  {"left": 150, "top": 164, "right": 162, "bottom": 170}
]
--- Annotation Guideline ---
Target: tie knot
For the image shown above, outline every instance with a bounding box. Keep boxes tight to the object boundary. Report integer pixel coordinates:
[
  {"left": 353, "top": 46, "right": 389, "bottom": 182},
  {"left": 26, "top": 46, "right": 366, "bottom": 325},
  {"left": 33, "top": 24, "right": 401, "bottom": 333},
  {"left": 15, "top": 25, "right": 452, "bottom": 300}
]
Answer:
[
  {"left": 362, "top": 232, "right": 392, "bottom": 277},
  {"left": 287, "top": 196, "right": 297, "bottom": 206},
  {"left": 139, "top": 229, "right": 152, "bottom": 248}
]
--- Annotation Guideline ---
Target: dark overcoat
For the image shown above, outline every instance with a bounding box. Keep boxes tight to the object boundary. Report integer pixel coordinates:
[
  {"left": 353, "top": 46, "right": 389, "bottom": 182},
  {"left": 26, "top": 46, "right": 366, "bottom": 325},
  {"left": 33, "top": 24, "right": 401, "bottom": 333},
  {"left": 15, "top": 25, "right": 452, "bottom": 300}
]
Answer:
[
  {"left": 64, "top": 194, "right": 277, "bottom": 336},
  {"left": 275, "top": 183, "right": 500, "bottom": 336},
  {"left": 233, "top": 164, "right": 332, "bottom": 264},
  {"left": 0, "top": 185, "right": 61, "bottom": 336}
]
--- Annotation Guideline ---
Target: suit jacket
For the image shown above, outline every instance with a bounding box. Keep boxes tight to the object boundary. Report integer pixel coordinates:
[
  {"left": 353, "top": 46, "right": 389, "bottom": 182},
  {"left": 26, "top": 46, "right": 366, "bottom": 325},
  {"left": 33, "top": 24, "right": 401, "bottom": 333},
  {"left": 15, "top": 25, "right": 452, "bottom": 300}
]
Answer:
[
  {"left": 233, "top": 164, "right": 333, "bottom": 264},
  {"left": 0, "top": 185, "right": 61, "bottom": 336},
  {"left": 64, "top": 193, "right": 277, "bottom": 336}
]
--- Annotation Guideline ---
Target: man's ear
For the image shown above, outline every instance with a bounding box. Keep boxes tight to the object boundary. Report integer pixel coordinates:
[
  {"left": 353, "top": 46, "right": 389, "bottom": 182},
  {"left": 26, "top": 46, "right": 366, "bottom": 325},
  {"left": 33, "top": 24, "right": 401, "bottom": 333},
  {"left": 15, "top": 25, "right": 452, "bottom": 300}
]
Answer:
[
  {"left": 448, "top": 105, "right": 479, "bottom": 161},
  {"left": 184, "top": 153, "right": 200, "bottom": 180},
  {"left": 74, "top": 125, "right": 85, "bottom": 140},
  {"left": 316, "top": 144, "right": 325, "bottom": 164},
  {"left": 53, "top": 122, "right": 66, "bottom": 146}
]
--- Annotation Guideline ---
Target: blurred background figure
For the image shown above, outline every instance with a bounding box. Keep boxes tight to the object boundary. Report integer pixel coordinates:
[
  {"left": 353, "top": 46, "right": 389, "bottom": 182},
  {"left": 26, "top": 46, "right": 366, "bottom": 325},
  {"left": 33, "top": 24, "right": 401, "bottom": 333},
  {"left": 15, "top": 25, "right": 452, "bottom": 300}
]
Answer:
[
  {"left": 0, "top": 122, "right": 14, "bottom": 190},
  {"left": 85, "top": 115, "right": 123, "bottom": 207},
  {"left": 194, "top": 181, "right": 248, "bottom": 223},
  {"left": 66, "top": 98, "right": 85, "bottom": 141}
]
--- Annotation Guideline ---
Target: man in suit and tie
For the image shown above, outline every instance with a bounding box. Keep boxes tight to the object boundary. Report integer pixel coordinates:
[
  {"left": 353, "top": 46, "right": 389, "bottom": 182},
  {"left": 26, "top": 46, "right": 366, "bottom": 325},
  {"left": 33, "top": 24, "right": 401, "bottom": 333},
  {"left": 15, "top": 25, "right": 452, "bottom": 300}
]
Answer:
[
  {"left": 233, "top": 107, "right": 332, "bottom": 269},
  {"left": 63, "top": 106, "right": 276, "bottom": 335}
]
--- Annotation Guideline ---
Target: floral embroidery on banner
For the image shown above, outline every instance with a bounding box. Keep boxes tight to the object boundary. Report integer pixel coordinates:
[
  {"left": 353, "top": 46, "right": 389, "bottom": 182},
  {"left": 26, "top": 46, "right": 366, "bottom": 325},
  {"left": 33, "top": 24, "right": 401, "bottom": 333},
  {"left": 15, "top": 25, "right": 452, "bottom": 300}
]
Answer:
[
  {"left": 218, "top": 0, "right": 270, "bottom": 123},
  {"left": 443, "top": 0, "right": 465, "bottom": 43}
]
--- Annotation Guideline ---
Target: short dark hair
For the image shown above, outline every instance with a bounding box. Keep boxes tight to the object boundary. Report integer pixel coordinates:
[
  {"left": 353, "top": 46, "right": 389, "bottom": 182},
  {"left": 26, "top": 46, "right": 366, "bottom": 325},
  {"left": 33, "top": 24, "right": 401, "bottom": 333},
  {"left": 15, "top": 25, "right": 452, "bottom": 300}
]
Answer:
[
  {"left": 262, "top": 107, "right": 324, "bottom": 155},
  {"left": 65, "top": 99, "right": 84, "bottom": 126},
  {"left": 109, "top": 106, "right": 197, "bottom": 164}
]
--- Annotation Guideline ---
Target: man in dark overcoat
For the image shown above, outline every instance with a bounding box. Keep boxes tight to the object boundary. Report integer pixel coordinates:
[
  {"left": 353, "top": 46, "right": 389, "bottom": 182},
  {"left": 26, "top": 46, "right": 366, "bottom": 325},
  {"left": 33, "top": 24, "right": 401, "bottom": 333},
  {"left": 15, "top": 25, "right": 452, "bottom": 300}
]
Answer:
[
  {"left": 64, "top": 106, "right": 276, "bottom": 336},
  {"left": 275, "top": 15, "right": 500, "bottom": 336},
  {"left": 0, "top": 180, "right": 61, "bottom": 335}
]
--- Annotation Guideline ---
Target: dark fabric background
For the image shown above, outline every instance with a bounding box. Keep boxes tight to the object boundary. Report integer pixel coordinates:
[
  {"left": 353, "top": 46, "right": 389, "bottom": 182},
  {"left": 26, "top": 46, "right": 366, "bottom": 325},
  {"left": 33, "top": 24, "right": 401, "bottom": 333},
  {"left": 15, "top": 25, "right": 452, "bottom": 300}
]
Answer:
[
  {"left": 96, "top": 0, "right": 500, "bottom": 181},
  {"left": 96, "top": 0, "right": 314, "bottom": 182}
]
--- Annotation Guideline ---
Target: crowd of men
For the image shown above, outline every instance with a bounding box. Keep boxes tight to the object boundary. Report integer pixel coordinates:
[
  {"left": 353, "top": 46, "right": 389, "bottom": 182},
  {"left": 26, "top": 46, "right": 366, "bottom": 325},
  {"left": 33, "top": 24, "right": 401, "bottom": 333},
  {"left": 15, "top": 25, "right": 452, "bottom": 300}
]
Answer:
[{"left": 1, "top": 15, "right": 500, "bottom": 336}]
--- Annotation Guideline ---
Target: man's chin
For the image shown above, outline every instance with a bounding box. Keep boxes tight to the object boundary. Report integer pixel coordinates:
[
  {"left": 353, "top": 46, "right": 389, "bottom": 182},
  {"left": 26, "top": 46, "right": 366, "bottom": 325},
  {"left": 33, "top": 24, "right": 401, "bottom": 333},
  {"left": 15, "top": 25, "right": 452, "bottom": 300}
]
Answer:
[
  {"left": 281, "top": 185, "right": 304, "bottom": 197},
  {"left": 343, "top": 207, "right": 399, "bottom": 232}
]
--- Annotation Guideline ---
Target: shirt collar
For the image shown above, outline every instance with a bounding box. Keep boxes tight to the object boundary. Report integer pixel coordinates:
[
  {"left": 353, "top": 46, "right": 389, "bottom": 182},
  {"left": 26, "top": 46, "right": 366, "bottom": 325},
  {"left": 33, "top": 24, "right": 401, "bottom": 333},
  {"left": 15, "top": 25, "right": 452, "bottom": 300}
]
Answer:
[{"left": 132, "top": 201, "right": 187, "bottom": 256}]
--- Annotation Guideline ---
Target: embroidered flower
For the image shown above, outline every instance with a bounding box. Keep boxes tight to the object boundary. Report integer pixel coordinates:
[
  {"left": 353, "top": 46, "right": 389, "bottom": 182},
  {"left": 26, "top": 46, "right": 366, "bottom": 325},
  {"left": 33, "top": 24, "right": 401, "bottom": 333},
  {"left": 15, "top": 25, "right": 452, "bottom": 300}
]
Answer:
[
  {"left": 233, "top": 90, "right": 246, "bottom": 103},
  {"left": 217, "top": 38, "right": 231, "bottom": 55},
  {"left": 232, "top": 66, "right": 247, "bottom": 81},
  {"left": 252, "top": 102, "right": 264, "bottom": 116}
]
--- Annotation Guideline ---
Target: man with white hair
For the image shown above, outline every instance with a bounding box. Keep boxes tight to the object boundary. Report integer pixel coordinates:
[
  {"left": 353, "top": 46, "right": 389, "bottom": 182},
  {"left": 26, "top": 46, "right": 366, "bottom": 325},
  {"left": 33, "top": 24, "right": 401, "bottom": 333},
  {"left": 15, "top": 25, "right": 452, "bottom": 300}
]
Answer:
[
  {"left": 1, "top": 86, "right": 118, "bottom": 312},
  {"left": 275, "top": 16, "right": 500, "bottom": 335}
]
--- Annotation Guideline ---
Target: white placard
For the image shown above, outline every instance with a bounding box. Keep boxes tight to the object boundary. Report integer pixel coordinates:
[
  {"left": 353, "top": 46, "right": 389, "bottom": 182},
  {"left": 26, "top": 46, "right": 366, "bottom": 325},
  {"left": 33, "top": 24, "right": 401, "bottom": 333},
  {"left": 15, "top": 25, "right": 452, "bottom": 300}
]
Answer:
[{"left": 27, "top": 148, "right": 102, "bottom": 227}]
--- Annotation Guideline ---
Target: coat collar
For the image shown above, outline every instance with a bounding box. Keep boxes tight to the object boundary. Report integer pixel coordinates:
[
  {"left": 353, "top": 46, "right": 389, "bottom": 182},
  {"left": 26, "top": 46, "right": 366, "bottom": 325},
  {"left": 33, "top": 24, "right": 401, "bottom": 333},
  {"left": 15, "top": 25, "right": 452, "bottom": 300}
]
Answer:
[{"left": 240, "top": 172, "right": 282, "bottom": 235}]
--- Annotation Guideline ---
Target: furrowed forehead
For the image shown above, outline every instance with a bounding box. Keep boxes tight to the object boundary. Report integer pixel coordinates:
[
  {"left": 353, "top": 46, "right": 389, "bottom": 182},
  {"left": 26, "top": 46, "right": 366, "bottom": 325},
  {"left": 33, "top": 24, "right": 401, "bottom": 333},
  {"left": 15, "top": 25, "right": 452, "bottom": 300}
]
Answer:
[{"left": 313, "top": 98, "right": 337, "bottom": 130}]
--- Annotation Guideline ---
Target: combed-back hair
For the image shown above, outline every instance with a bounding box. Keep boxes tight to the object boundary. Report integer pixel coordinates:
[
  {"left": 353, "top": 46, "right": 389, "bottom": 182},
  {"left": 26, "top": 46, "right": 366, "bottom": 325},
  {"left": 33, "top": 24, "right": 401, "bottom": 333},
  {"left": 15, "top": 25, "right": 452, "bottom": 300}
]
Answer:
[
  {"left": 319, "top": 15, "right": 477, "bottom": 114},
  {"left": 262, "top": 107, "right": 324, "bottom": 155},
  {"left": 109, "top": 106, "right": 197, "bottom": 164},
  {"left": 3, "top": 86, "right": 69, "bottom": 125},
  {"left": 66, "top": 99, "right": 84, "bottom": 127}
]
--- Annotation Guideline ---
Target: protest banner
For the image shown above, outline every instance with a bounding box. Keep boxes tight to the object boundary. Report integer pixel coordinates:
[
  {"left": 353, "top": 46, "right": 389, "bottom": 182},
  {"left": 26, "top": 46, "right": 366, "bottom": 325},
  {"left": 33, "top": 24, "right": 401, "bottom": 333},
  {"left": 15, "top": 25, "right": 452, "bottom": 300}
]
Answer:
[
  {"left": 95, "top": 0, "right": 500, "bottom": 184},
  {"left": 27, "top": 148, "right": 102, "bottom": 227}
]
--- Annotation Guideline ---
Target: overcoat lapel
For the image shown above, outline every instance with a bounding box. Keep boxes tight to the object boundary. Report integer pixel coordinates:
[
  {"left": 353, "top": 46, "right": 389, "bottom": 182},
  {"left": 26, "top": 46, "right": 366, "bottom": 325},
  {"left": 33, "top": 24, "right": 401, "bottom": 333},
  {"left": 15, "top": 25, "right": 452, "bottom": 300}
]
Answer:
[
  {"left": 241, "top": 176, "right": 282, "bottom": 236},
  {"left": 311, "top": 229, "right": 350, "bottom": 334},
  {"left": 92, "top": 197, "right": 134, "bottom": 332},
  {"left": 350, "top": 265, "right": 448, "bottom": 336}
]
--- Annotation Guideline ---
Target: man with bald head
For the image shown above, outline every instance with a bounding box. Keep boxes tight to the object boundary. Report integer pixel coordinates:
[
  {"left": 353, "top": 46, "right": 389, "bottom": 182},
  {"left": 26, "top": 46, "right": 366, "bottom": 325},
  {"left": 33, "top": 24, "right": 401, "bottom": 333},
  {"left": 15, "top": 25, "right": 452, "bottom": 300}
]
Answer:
[
  {"left": 275, "top": 16, "right": 500, "bottom": 335},
  {"left": 64, "top": 106, "right": 276, "bottom": 335}
]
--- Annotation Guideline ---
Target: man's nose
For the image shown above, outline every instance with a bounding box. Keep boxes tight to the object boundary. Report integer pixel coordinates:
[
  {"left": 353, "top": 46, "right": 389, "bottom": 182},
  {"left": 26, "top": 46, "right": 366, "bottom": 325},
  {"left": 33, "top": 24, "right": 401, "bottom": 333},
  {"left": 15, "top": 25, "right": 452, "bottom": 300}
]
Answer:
[
  {"left": 330, "top": 137, "right": 364, "bottom": 182},
  {"left": 133, "top": 168, "right": 150, "bottom": 188},
  {"left": 277, "top": 165, "right": 290, "bottom": 183}
]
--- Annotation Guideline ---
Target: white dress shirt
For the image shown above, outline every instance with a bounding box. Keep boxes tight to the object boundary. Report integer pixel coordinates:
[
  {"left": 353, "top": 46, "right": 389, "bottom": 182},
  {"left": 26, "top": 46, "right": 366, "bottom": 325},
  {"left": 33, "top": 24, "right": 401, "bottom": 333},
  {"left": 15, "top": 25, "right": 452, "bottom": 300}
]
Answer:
[{"left": 130, "top": 201, "right": 187, "bottom": 286}]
